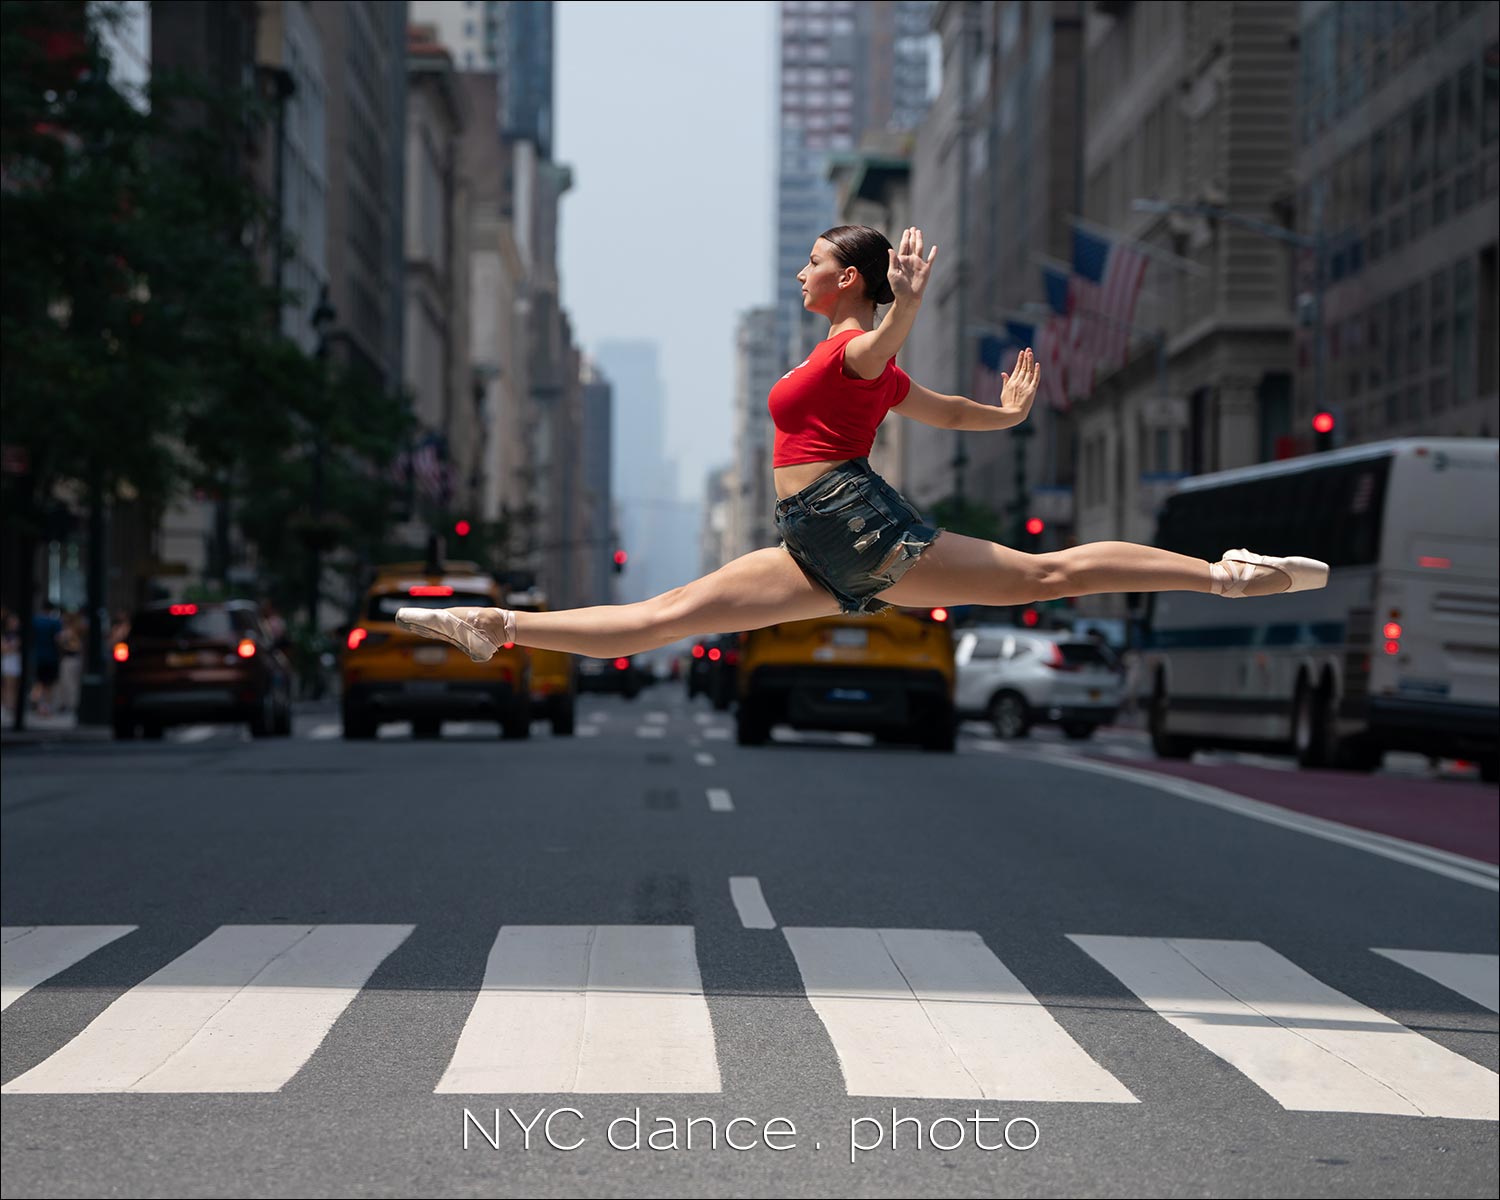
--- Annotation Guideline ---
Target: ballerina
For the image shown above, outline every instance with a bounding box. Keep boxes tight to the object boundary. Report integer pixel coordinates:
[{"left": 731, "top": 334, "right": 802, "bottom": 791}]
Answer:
[{"left": 398, "top": 224, "right": 1326, "bottom": 663}]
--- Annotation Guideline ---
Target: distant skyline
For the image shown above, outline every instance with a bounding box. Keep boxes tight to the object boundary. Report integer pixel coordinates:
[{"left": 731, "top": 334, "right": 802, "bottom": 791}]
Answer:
[{"left": 555, "top": 1, "right": 776, "bottom": 506}]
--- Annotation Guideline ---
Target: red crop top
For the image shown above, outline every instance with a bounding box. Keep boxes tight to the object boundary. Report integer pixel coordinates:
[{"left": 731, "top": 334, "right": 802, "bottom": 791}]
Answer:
[{"left": 768, "top": 329, "right": 913, "bottom": 468}]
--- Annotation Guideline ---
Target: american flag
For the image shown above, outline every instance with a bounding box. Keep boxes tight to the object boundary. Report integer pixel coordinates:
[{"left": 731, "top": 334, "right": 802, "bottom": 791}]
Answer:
[
  {"left": 1036, "top": 314, "right": 1070, "bottom": 412},
  {"left": 391, "top": 434, "right": 451, "bottom": 505},
  {"left": 1071, "top": 226, "right": 1149, "bottom": 372},
  {"left": 974, "top": 334, "right": 1006, "bottom": 408}
]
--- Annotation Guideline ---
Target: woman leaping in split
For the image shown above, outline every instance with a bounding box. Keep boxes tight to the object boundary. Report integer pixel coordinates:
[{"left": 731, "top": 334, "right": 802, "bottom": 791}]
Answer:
[{"left": 397, "top": 224, "right": 1328, "bottom": 663}]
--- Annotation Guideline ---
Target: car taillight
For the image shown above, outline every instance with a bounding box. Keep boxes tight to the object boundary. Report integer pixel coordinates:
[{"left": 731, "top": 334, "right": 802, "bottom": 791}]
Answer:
[
  {"left": 708, "top": 647, "right": 721, "bottom": 662},
  {"left": 1042, "top": 643, "right": 1068, "bottom": 670},
  {"left": 1384, "top": 610, "right": 1402, "bottom": 656},
  {"left": 236, "top": 639, "right": 257, "bottom": 659},
  {"left": 347, "top": 627, "right": 369, "bottom": 650},
  {"left": 692, "top": 644, "right": 705, "bottom": 658},
  {"left": 930, "top": 608, "right": 948, "bottom": 622},
  {"left": 113, "top": 642, "right": 129, "bottom": 663},
  {"left": 409, "top": 585, "right": 454, "bottom": 596},
  {"left": 169, "top": 603, "right": 197, "bottom": 615},
  {"left": 726, "top": 650, "right": 739, "bottom": 665},
  {"left": 614, "top": 658, "right": 629, "bottom": 671}
]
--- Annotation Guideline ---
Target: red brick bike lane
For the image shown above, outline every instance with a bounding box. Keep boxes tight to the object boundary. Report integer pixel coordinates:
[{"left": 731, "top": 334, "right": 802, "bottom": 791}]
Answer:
[{"left": 1097, "top": 756, "right": 1499, "bottom": 866}]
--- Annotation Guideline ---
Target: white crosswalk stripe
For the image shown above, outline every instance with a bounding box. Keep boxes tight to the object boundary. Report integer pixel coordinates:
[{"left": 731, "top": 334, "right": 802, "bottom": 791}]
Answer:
[
  {"left": 2, "top": 925, "right": 413, "bottom": 1094},
  {"left": 783, "top": 927, "right": 1137, "bottom": 1102},
  {"left": 2, "top": 926, "right": 137, "bottom": 1012},
  {"left": 436, "top": 926, "right": 720, "bottom": 1094},
  {"left": 5, "top": 924, "right": 1494, "bottom": 1116},
  {"left": 1070, "top": 935, "right": 1499, "bottom": 1119},
  {"left": 1372, "top": 948, "right": 1499, "bottom": 1013}
]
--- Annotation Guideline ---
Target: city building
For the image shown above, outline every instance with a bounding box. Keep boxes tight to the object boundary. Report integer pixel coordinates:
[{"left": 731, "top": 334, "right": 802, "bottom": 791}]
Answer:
[
  {"left": 1294, "top": 0, "right": 1498, "bottom": 447},
  {"left": 773, "top": 0, "right": 936, "bottom": 372},
  {"left": 728, "top": 307, "right": 781, "bottom": 559},
  {"left": 404, "top": 26, "right": 473, "bottom": 520},
  {"left": 409, "top": 0, "right": 502, "bottom": 70}
]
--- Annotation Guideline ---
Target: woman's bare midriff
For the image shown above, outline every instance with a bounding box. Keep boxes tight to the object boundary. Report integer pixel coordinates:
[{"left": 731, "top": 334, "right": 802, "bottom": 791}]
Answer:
[{"left": 775, "top": 459, "right": 850, "bottom": 501}]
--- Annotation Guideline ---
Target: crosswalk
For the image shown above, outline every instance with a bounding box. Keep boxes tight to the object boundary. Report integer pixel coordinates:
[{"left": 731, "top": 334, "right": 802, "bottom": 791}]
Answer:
[{"left": 3, "top": 923, "right": 1494, "bottom": 1117}]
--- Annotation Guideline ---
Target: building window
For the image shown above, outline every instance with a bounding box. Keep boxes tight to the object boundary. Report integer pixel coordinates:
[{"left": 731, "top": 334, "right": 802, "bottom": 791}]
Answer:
[
  {"left": 1452, "top": 257, "right": 1474, "bottom": 405},
  {"left": 1428, "top": 267, "right": 1449, "bottom": 412},
  {"left": 1409, "top": 95, "right": 1429, "bottom": 193},
  {"left": 1485, "top": 40, "right": 1499, "bottom": 145}
]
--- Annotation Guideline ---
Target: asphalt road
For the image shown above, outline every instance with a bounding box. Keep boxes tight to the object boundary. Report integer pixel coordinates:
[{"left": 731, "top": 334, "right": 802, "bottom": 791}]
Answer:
[{"left": 3, "top": 689, "right": 1496, "bottom": 1199}]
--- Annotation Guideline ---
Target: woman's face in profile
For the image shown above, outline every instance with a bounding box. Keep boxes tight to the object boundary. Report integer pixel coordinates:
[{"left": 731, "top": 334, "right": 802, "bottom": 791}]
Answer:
[{"left": 797, "top": 238, "right": 851, "bottom": 313}]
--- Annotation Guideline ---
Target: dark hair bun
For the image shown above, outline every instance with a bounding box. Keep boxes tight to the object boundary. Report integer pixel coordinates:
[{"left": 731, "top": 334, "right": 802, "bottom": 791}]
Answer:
[{"left": 819, "top": 224, "right": 896, "bottom": 306}]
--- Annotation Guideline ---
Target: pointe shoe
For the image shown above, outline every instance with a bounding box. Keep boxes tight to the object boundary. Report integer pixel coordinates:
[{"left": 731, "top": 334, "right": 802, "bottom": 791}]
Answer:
[
  {"left": 1210, "top": 549, "right": 1329, "bottom": 598},
  {"left": 394, "top": 606, "right": 500, "bottom": 662}
]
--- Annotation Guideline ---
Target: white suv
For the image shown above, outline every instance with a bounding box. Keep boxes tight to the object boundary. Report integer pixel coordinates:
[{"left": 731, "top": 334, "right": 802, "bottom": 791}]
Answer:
[{"left": 954, "top": 626, "right": 1124, "bottom": 739}]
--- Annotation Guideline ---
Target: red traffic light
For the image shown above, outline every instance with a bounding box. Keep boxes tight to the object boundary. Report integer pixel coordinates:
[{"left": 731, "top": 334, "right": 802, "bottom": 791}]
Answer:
[
  {"left": 454, "top": 519, "right": 471, "bottom": 537},
  {"left": 1312, "top": 412, "right": 1335, "bottom": 435},
  {"left": 1021, "top": 608, "right": 1041, "bottom": 628},
  {"left": 1025, "top": 517, "right": 1045, "bottom": 536},
  {"left": 613, "top": 550, "right": 628, "bottom": 566}
]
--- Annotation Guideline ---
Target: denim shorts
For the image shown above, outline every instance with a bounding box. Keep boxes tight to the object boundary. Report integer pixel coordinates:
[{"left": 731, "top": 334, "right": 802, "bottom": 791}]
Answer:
[{"left": 774, "top": 457, "right": 945, "bottom": 616}]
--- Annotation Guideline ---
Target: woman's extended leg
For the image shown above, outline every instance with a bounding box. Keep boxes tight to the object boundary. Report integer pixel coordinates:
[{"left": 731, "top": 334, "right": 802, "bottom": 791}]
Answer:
[
  {"left": 873, "top": 530, "right": 1283, "bottom": 610},
  {"left": 454, "top": 546, "right": 842, "bottom": 658}
]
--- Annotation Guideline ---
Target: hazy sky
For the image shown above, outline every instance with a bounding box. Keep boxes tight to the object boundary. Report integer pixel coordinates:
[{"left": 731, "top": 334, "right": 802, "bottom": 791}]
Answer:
[{"left": 555, "top": 1, "right": 776, "bottom": 505}]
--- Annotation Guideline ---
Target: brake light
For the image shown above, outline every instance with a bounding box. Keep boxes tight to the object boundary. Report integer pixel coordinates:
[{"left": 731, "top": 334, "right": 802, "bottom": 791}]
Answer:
[
  {"left": 930, "top": 608, "right": 949, "bottom": 622},
  {"left": 113, "top": 642, "right": 129, "bottom": 663},
  {"left": 236, "top": 639, "right": 257, "bottom": 659},
  {"left": 692, "top": 644, "right": 705, "bottom": 658},
  {"left": 614, "top": 658, "right": 629, "bottom": 671},
  {"left": 347, "top": 627, "right": 369, "bottom": 650},
  {"left": 1417, "top": 556, "right": 1451, "bottom": 569},
  {"left": 1384, "top": 609, "right": 1402, "bottom": 656},
  {"left": 708, "top": 647, "right": 721, "bottom": 662},
  {"left": 169, "top": 603, "right": 197, "bottom": 615},
  {"left": 1042, "top": 643, "right": 1066, "bottom": 670},
  {"left": 409, "top": 585, "right": 454, "bottom": 596}
]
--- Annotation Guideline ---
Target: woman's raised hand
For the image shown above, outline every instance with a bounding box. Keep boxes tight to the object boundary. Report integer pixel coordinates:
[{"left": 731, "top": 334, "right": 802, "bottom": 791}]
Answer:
[
  {"left": 999, "top": 347, "right": 1040, "bottom": 426},
  {"left": 887, "top": 226, "right": 937, "bottom": 303}
]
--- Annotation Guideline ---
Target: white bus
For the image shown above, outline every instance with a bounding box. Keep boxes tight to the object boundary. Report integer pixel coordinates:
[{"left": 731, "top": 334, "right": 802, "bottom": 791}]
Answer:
[{"left": 1142, "top": 438, "right": 1499, "bottom": 780}]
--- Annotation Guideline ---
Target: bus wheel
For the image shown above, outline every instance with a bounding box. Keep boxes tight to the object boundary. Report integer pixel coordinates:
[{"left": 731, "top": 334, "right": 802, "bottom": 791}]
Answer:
[
  {"left": 1149, "top": 680, "right": 1192, "bottom": 759},
  {"left": 1292, "top": 679, "right": 1333, "bottom": 768}
]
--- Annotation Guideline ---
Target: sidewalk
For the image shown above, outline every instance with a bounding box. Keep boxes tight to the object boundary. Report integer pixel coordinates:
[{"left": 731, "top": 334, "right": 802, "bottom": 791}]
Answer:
[
  {"left": 1, "top": 699, "right": 341, "bottom": 748},
  {"left": 0, "top": 710, "right": 113, "bottom": 747}
]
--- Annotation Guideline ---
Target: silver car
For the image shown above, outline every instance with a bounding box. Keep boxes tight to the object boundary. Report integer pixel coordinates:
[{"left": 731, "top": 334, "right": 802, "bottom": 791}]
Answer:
[{"left": 954, "top": 626, "right": 1124, "bottom": 739}]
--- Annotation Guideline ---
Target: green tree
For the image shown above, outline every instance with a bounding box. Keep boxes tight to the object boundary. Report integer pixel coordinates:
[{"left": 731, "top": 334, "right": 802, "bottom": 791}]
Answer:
[
  {"left": 927, "top": 495, "right": 1006, "bottom": 543},
  {"left": 2, "top": 1, "right": 410, "bottom": 613}
]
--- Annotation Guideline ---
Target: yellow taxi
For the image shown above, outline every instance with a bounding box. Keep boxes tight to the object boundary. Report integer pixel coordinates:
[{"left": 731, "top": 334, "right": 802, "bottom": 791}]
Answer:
[
  {"left": 504, "top": 587, "right": 578, "bottom": 736},
  {"left": 736, "top": 605, "right": 958, "bottom": 751},
  {"left": 342, "top": 560, "right": 531, "bottom": 739}
]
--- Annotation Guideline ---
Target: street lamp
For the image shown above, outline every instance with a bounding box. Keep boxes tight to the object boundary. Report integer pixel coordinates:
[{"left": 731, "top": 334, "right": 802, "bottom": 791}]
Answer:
[
  {"left": 306, "top": 285, "right": 336, "bottom": 628},
  {"left": 1131, "top": 197, "right": 1326, "bottom": 442}
]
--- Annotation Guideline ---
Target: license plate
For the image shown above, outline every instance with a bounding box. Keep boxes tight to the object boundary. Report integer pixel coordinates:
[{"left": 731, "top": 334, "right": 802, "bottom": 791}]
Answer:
[
  {"left": 403, "top": 680, "right": 448, "bottom": 694},
  {"left": 413, "top": 646, "right": 447, "bottom": 665},
  {"left": 830, "top": 629, "right": 867, "bottom": 648},
  {"left": 167, "top": 651, "right": 217, "bottom": 668},
  {"left": 826, "top": 688, "right": 870, "bottom": 702}
]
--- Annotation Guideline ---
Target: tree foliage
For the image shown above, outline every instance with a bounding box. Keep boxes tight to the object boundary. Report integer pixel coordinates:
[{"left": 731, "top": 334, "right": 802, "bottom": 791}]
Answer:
[{"left": 1, "top": 1, "right": 411, "bottom": 601}]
